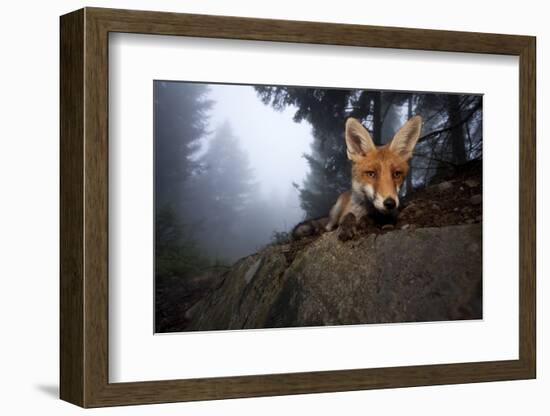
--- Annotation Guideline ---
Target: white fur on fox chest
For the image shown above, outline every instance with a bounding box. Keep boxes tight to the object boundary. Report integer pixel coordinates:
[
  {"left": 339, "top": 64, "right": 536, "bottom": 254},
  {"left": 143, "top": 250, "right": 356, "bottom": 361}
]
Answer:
[{"left": 340, "top": 197, "right": 367, "bottom": 223}]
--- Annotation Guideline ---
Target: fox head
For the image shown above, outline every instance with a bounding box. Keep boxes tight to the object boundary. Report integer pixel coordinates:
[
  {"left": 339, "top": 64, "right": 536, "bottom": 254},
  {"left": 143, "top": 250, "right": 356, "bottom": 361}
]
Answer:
[{"left": 345, "top": 116, "right": 423, "bottom": 215}]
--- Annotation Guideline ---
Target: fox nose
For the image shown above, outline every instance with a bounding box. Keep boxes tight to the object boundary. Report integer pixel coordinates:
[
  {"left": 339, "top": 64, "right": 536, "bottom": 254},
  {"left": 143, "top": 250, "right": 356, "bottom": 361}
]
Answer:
[{"left": 383, "top": 198, "right": 396, "bottom": 210}]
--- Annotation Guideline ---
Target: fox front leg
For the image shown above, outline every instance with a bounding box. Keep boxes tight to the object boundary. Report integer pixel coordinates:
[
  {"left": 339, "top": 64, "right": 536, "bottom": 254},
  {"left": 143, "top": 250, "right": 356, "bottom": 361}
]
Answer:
[
  {"left": 326, "top": 193, "right": 346, "bottom": 232},
  {"left": 338, "top": 213, "right": 359, "bottom": 241}
]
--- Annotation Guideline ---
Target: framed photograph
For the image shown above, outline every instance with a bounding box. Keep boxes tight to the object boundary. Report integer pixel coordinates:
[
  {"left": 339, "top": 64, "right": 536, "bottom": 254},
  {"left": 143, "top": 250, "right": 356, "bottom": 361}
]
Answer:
[{"left": 60, "top": 7, "right": 536, "bottom": 407}]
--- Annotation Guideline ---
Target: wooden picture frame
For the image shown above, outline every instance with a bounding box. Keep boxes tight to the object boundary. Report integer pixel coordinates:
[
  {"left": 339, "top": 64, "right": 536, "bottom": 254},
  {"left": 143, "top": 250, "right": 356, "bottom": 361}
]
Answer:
[{"left": 60, "top": 7, "right": 536, "bottom": 408}]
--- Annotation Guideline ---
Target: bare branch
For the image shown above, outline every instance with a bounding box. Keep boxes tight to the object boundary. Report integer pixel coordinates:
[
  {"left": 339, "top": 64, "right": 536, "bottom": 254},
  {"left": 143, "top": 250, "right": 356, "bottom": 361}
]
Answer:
[{"left": 417, "top": 100, "right": 482, "bottom": 144}]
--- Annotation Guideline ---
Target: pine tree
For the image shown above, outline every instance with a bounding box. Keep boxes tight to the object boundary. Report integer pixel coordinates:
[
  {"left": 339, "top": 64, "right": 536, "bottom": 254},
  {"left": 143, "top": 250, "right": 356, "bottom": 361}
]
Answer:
[
  {"left": 154, "top": 81, "right": 213, "bottom": 279},
  {"left": 154, "top": 81, "right": 213, "bottom": 211},
  {"left": 184, "top": 122, "right": 257, "bottom": 261}
]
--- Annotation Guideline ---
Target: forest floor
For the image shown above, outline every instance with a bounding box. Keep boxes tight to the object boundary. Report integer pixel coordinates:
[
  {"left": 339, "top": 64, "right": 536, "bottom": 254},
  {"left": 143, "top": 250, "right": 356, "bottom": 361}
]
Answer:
[
  {"left": 156, "top": 160, "right": 482, "bottom": 333},
  {"left": 155, "top": 267, "right": 227, "bottom": 333},
  {"left": 391, "top": 160, "right": 482, "bottom": 230}
]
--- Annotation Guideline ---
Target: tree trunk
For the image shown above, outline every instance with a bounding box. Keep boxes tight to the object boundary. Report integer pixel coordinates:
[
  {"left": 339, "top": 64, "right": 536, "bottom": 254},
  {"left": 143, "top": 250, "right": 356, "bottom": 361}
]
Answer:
[
  {"left": 372, "top": 91, "right": 382, "bottom": 145},
  {"left": 448, "top": 95, "right": 467, "bottom": 165}
]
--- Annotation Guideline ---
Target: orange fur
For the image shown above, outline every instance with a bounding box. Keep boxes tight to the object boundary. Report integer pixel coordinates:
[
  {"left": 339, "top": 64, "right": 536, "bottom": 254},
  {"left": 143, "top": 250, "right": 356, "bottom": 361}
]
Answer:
[{"left": 326, "top": 116, "right": 422, "bottom": 231}]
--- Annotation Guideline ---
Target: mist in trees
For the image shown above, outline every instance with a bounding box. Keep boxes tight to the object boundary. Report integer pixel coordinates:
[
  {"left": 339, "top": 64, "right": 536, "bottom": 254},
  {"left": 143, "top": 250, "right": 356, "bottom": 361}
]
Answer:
[
  {"left": 155, "top": 81, "right": 482, "bottom": 281},
  {"left": 182, "top": 121, "right": 273, "bottom": 261},
  {"left": 155, "top": 82, "right": 213, "bottom": 209},
  {"left": 154, "top": 81, "right": 310, "bottom": 281}
]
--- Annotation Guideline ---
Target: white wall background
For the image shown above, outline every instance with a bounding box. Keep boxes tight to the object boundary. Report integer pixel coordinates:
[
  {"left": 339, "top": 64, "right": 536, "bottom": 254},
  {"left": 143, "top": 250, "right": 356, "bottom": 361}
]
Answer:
[{"left": 0, "top": 0, "right": 545, "bottom": 414}]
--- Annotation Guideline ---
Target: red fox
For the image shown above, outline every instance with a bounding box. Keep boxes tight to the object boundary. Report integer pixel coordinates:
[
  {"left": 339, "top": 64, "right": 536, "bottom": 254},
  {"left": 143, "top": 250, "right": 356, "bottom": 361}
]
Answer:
[{"left": 292, "top": 115, "right": 422, "bottom": 240}]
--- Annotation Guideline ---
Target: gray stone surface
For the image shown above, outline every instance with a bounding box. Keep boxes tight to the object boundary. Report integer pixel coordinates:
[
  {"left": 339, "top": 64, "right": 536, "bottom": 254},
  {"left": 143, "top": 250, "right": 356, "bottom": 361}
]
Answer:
[{"left": 187, "top": 224, "right": 482, "bottom": 331}]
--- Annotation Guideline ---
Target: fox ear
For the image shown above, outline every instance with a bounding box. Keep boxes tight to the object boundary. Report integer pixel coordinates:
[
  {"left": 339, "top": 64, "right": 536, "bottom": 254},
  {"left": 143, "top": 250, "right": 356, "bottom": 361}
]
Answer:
[
  {"left": 389, "top": 115, "right": 423, "bottom": 161},
  {"left": 345, "top": 118, "right": 376, "bottom": 161}
]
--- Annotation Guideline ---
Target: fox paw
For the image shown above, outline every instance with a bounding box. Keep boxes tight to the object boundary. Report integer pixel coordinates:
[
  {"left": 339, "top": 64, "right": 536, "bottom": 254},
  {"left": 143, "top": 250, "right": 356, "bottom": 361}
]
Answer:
[
  {"left": 338, "top": 226, "right": 357, "bottom": 241},
  {"left": 338, "top": 213, "right": 358, "bottom": 241},
  {"left": 356, "top": 215, "right": 371, "bottom": 231}
]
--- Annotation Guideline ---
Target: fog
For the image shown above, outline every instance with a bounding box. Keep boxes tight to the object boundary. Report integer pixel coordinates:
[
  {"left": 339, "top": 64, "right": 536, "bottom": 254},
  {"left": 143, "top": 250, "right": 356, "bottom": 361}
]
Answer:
[
  {"left": 154, "top": 81, "right": 482, "bottom": 275},
  {"left": 208, "top": 84, "right": 313, "bottom": 199},
  {"left": 154, "top": 81, "right": 315, "bottom": 267}
]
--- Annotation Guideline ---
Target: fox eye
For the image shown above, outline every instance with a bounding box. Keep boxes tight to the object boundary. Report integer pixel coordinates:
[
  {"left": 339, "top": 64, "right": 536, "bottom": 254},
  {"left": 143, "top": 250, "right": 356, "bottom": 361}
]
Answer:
[
  {"left": 364, "top": 171, "right": 376, "bottom": 178},
  {"left": 393, "top": 171, "right": 403, "bottom": 178}
]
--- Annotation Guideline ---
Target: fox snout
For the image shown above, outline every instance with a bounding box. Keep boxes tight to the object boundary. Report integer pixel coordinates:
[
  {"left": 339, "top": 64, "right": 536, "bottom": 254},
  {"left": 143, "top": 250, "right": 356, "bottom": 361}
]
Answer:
[
  {"left": 361, "top": 181, "right": 400, "bottom": 215},
  {"left": 383, "top": 197, "right": 397, "bottom": 210},
  {"left": 373, "top": 194, "right": 398, "bottom": 214}
]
